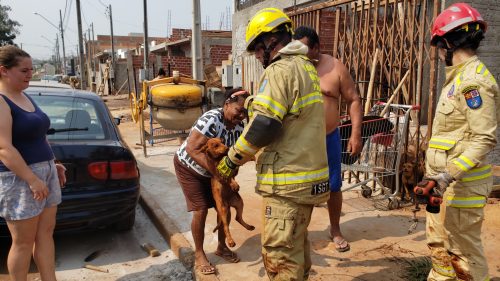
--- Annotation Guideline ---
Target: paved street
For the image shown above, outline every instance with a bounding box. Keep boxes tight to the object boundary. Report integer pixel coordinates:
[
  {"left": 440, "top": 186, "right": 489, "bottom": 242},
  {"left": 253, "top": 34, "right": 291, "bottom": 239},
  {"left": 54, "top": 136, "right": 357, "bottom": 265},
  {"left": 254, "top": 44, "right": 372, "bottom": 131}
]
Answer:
[{"left": 0, "top": 206, "right": 193, "bottom": 281}]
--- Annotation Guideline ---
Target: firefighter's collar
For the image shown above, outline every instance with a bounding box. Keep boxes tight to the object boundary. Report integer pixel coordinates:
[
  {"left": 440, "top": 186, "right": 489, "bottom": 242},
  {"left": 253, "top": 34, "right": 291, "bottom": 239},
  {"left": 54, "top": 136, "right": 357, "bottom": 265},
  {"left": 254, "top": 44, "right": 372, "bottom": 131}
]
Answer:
[{"left": 444, "top": 55, "right": 479, "bottom": 84}]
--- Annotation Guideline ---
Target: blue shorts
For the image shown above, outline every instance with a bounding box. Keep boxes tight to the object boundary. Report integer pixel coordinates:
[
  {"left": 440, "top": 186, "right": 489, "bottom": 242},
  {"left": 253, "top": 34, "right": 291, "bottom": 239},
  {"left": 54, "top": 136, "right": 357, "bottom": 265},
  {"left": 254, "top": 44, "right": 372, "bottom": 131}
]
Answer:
[
  {"left": 327, "top": 129, "right": 342, "bottom": 192},
  {"left": 0, "top": 160, "right": 62, "bottom": 221}
]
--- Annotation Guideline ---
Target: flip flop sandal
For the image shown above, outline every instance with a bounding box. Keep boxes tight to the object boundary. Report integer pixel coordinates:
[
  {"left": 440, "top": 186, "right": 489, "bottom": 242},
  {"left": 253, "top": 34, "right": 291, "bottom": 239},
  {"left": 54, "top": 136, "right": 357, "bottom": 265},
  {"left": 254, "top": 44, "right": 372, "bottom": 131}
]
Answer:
[
  {"left": 333, "top": 237, "right": 351, "bottom": 253},
  {"left": 215, "top": 250, "right": 240, "bottom": 263},
  {"left": 195, "top": 263, "right": 216, "bottom": 275}
]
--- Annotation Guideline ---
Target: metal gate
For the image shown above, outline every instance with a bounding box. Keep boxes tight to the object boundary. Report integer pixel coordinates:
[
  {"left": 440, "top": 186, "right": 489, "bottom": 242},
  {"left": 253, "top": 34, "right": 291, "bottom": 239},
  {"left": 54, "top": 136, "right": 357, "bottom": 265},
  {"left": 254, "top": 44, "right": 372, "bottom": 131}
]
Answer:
[{"left": 286, "top": 0, "right": 441, "bottom": 140}]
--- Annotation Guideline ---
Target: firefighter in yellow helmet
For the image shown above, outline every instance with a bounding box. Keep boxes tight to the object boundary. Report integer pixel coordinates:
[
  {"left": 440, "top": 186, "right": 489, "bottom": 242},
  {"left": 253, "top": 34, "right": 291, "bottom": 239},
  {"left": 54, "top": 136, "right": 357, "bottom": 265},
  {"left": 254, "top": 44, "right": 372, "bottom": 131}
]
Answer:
[
  {"left": 217, "top": 8, "right": 330, "bottom": 280},
  {"left": 425, "top": 3, "right": 499, "bottom": 280}
]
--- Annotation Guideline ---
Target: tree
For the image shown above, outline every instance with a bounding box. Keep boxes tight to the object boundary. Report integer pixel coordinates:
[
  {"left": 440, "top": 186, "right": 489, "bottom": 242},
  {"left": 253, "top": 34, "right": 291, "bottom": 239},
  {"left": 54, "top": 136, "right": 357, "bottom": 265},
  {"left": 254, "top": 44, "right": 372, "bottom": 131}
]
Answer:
[{"left": 0, "top": 2, "right": 20, "bottom": 46}]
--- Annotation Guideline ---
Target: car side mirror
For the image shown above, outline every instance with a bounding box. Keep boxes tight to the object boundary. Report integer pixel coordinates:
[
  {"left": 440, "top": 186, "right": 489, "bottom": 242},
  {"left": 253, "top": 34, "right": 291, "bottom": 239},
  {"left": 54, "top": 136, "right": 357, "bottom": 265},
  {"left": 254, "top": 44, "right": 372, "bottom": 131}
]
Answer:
[{"left": 114, "top": 117, "right": 122, "bottom": 125}]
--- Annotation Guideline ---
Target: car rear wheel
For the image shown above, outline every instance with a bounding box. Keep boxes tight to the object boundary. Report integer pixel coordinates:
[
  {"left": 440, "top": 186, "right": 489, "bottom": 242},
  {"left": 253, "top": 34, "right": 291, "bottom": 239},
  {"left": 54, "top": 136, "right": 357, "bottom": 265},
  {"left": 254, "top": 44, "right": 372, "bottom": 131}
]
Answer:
[{"left": 113, "top": 209, "right": 136, "bottom": 232}]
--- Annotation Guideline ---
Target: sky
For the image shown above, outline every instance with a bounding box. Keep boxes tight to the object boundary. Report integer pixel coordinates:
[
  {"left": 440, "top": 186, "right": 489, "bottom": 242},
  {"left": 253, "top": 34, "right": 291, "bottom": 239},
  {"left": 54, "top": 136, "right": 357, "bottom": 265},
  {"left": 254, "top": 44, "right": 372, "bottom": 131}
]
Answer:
[{"left": 3, "top": 0, "right": 234, "bottom": 60}]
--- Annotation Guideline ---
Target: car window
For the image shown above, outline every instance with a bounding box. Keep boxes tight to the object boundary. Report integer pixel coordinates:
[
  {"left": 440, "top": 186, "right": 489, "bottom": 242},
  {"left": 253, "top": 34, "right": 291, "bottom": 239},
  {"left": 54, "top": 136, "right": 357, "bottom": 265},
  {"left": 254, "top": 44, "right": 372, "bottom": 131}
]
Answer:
[{"left": 29, "top": 95, "right": 107, "bottom": 140}]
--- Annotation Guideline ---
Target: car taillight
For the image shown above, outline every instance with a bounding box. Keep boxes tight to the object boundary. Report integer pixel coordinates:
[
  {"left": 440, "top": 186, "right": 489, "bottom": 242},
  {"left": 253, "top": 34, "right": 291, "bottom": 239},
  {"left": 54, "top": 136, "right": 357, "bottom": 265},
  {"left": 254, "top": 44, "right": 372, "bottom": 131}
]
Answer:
[
  {"left": 88, "top": 162, "right": 108, "bottom": 180},
  {"left": 88, "top": 161, "right": 139, "bottom": 180},
  {"left": 110, "top": 161, "right": 139, "bottom": 179}
]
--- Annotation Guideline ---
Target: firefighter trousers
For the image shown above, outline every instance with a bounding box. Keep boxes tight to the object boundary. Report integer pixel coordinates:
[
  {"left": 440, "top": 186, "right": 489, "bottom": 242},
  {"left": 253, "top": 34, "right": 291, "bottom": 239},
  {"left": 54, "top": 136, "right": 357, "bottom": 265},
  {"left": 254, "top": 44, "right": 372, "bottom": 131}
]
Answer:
[
  {"left": 261, "top": 195, "right": 314, "bottom": 281},
  {"left": 426, "top": 183, "right": 490, "bottom": 281}
]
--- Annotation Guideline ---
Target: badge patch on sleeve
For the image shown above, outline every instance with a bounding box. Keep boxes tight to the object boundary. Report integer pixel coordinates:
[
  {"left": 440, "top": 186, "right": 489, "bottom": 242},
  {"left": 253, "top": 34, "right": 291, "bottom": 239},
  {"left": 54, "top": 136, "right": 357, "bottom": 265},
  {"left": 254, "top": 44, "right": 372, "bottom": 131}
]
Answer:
[
  {"left": 447, "top": 85, "right": 455, "bottom": 99},
  {"left": 462, "top": 85, "right": 482, "bottom": 109}
]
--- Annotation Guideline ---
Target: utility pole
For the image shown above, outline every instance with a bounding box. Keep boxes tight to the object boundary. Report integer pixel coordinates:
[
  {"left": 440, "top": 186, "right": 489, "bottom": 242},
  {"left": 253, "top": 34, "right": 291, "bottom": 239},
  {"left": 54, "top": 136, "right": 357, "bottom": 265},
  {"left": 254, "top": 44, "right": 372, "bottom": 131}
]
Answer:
[
  {"left": 143, "top": 0, "right": 149, "bottom": 80},
  {"left": 108, "top": 5, "right": 115, "bottom": 93},
  {"left": 108, "top": 5, "right": 115, "bottom": 68},
  {"left": 55, "top": 35, "right": 61, "bottom": 73},
  {"left": 91, "top": 23, "right": 95, "bottom": 80},
  {"left": 76, "top": 0, "right": 86, "bottom": 89},
  {"left": 192, "top": 0, "right": 203, "bottom": 80},
  {"left": 59, "top": 9, "right": 67, "bottom": 75}
]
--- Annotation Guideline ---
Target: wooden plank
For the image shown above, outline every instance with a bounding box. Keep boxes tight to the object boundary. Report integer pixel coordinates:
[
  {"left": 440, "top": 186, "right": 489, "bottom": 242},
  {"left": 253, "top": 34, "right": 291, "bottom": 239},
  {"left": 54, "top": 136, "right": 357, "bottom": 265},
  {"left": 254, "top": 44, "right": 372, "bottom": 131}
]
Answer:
[
  {"left": 333, "top": 8, "right": 341, "bottom": 57},
  {"left": 427, "top": 0, "right": 440, "bottom": 142},
  {"left": 365, "top": 48, "right": 380, "bottom": 114},
  {"left": 287, "top": 0, "right": 354, "bottom": 16},
  {"left": 415, "top": 0, "right": 428, "bottom": 141},
  {"left": 315, "top": 10, "right": 320, "bottom": 31}
]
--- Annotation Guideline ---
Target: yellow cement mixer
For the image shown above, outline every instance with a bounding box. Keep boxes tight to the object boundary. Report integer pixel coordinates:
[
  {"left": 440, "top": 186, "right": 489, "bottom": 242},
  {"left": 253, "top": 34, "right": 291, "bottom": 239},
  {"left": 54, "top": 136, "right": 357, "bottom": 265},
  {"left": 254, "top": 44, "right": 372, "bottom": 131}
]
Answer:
[
  {"left": 129, "top": 71, "right": 206, "bottom": 156},
  {"left": 150, "top": 82, "right": 203, "bottom": 130}
]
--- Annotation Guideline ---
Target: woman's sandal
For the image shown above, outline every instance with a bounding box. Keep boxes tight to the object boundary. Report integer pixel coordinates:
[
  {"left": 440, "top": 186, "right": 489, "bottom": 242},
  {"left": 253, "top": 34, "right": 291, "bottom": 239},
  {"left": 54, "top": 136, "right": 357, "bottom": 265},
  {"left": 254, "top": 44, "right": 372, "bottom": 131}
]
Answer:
[{"left": 195, "top": 263, "right": 216, "bottom": 275}]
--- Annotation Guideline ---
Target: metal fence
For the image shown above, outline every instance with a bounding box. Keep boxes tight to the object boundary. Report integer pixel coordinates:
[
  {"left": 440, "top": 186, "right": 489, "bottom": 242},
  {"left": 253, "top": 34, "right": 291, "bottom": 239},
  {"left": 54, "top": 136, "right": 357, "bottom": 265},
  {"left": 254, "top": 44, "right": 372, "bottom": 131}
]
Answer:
[{"left": 286, "top": 0, "right": 441, "bottom": 140}]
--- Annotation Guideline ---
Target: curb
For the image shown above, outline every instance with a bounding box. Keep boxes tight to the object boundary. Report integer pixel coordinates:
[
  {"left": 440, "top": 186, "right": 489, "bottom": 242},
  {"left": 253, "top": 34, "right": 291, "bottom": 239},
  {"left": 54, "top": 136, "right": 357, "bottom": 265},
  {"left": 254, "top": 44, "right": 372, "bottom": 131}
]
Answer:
[
  {"left": 139, "top": 187, "right": 219, "bottom": 281},
  {"left": 139, "top": 187, "right": 194, "bottom": 268}
]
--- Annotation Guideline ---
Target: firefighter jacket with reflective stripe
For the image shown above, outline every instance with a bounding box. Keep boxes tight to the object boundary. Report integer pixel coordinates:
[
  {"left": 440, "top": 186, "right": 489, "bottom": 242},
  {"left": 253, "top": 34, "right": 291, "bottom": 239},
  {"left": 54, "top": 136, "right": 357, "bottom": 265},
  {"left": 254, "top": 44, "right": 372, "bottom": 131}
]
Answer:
[
  {"left": 426, "top": 56, "right": 499, "bottom": 207},
  {"left": 229, "top": 40, "right": 330, "bottom": 205}
]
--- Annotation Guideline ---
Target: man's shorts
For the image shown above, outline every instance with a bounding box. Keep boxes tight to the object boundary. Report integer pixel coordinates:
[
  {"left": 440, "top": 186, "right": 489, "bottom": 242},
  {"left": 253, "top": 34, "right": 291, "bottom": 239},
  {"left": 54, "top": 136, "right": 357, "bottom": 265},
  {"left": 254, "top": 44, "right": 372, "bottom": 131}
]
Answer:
[
  {"left": 327, "top": 128, "right": 342, "bottom": 192},
  {"left": 0, "top": 160, "right": 62, "bottom": 221},
  {"left": 173, "top": 155, "right": 215, "bottom": 212}
]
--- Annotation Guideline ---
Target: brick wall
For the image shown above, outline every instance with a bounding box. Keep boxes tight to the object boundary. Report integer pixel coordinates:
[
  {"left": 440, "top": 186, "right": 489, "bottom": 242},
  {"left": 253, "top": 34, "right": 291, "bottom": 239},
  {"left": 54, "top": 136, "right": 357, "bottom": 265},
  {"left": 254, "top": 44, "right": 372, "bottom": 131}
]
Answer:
[
  {"left": 319, "top": 9, "right": 336, "bottom": 55},
  {"left": 209, "top": 45, "right": 232, "bottom": 66},
  {"left": 93, "top": 35, "right": 165, "bottom": 53},
  {"left": 131, "top": 54, "right": 157, "bottom": 70},
  {"left": 170, "top": 29, "right": 192, "bottom": 41},
  {"left": 168, "top": 56, "right": 192, "bottom": 76}
]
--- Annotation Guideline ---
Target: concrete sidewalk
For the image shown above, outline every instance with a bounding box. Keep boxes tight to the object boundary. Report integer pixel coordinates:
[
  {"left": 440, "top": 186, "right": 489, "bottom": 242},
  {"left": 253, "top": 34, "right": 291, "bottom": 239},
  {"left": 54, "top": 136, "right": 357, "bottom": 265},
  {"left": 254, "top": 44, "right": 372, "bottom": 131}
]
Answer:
[{"left": 116, "top": 119, "right": 500, "bottom": 281}]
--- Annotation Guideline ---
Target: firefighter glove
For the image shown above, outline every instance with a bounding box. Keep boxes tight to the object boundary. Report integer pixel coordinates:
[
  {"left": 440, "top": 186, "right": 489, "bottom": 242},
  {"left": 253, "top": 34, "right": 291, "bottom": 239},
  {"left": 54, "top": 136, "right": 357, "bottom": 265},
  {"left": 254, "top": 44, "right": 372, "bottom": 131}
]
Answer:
[
  {"left": 425, "top": 172, "right": 454, "bottom": 195},
  {"left": 217, "top": 156, "right": 238, "bottom": 179}
]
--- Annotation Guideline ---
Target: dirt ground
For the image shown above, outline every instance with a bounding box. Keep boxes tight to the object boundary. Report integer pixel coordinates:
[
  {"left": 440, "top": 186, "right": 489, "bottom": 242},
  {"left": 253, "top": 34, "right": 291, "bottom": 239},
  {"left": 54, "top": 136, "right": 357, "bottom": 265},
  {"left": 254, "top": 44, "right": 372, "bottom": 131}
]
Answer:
[{"left": 104, "top": 93, "right": 500, "bottom": 281}]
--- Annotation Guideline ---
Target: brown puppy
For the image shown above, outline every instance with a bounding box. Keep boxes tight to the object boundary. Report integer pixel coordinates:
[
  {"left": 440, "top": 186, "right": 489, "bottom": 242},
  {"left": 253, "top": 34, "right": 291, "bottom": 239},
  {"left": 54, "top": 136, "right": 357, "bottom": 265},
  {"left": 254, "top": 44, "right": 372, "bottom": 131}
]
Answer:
[
  {"left": 202, "top": 138, "right": 255, "bottom": 247},
  {"left": 401, "top": 162, "right": 417, "bottom": 202}
]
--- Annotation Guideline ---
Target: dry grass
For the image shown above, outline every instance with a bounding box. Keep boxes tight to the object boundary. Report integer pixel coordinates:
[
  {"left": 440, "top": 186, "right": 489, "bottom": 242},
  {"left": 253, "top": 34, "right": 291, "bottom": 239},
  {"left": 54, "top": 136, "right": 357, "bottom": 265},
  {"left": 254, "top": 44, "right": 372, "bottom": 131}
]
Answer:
[{"left": 401, "top": 257, "right": 432, "bottom": 281}]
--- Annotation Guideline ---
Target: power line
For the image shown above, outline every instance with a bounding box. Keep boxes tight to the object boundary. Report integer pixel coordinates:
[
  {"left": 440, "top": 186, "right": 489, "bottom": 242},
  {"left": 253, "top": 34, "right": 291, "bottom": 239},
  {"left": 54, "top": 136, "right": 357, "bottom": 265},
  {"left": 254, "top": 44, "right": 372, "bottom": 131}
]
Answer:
[
  {"left": 97, "top": 0, "right": 107, "bottom": 8},
  {"left": 85, "top": 0, "right": 107, "bottom": 18},
  {"left": 64, "top": 0, "right": 74, "bottom": 32},
  {"left": 63, "top": 0, "right": 69, "bottom": 22},
  {"left": 81, "top": 4, "right": 90, "bottom": 29}
]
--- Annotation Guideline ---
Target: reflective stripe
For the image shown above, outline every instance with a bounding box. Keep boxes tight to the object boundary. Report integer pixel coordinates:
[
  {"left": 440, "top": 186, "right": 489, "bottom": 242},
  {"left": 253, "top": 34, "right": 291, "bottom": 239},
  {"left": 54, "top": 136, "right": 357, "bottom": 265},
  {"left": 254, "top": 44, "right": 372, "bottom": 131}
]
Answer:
[
  {"left": 476, "top": 63, "right": 485, "bottom": 74},
  {"left": 429, "top": 138, "right": 456, "bottom": 150},
  {"left": 447, "top": 196, "right": 487, "bottom": 208},
  {"left": 484, "top": 69, "right": 490, "bottom": 77},
  {"left": 455, "top": 74, "right": 462, "bottom": 86},
  {"left": 290, "top": 91, "right": 323, "bottom": 113},
  {"left": 253, "top": 95, "right": 287, "bottom": 119},
  {"left": 266, "top": 17, "right": 287, "bottom": 29},
  {"left": 235, "top": 137, "right": 257, "bottom": 155},
  {"left": 452, "top": 155, "right": 475, "bottom": 171},
  {"left": 432, "top": 263, "right": 456, "bottom": 278},
  {"left": 257, "top": 167, "right": 329, "bottom": 185},
  {"left": 439, "top": 17, "right": 473, "bottom": 33},
  {"left": 461, "top": 165, "right": 492, "bottom": 182}
]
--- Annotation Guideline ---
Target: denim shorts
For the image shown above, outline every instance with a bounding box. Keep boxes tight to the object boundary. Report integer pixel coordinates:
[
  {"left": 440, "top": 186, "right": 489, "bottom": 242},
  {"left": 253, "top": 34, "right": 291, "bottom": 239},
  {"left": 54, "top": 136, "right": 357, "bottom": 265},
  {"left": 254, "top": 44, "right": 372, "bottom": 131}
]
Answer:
[{"left": 0, "top": 160, "right": 62, "bottom": 221}]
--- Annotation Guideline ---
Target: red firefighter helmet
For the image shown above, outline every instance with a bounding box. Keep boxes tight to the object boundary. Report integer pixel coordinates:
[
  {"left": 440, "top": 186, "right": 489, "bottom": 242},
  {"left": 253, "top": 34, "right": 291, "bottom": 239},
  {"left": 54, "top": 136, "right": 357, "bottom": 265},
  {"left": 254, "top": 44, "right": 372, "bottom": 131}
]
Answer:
[{"left": 431, "top": 3, "right": 486, "bottom": 46}]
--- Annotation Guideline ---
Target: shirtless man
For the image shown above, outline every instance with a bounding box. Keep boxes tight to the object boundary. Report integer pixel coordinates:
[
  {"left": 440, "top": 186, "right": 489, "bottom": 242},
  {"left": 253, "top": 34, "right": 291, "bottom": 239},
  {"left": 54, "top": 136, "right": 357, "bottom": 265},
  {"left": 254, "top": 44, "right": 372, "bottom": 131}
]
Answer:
[{"left": 294, "top": 26, "right": 362, "bottom": 252}]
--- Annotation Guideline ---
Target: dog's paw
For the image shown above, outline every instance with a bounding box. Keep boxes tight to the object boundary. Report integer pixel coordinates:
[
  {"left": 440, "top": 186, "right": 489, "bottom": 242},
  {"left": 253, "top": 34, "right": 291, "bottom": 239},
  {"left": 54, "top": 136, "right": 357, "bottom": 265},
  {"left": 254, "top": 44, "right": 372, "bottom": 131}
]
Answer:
[{"left": 229, "top": 181, "right": 240, "bottom": 192}]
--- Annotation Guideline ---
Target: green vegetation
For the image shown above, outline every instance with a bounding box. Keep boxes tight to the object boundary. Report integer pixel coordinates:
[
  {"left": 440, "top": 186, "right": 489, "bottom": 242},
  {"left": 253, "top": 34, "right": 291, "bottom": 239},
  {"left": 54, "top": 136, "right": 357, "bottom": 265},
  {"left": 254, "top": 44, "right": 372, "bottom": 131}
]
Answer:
[{"left": 0, "top": 1, "right": 20, "bottom": 46}]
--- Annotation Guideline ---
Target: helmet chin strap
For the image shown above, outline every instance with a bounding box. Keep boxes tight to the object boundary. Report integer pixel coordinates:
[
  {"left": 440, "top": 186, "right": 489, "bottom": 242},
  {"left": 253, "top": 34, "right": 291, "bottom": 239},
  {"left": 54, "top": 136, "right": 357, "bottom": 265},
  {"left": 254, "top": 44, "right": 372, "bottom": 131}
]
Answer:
[
  {"left": 445, "top": 49, "right": 454, "bottom": 66},
  {"left": 442, "top": 38, "right": 456, "bottom": 66},
  {"left": 262, "top": 40, "right": 279, "bottom": 69}
]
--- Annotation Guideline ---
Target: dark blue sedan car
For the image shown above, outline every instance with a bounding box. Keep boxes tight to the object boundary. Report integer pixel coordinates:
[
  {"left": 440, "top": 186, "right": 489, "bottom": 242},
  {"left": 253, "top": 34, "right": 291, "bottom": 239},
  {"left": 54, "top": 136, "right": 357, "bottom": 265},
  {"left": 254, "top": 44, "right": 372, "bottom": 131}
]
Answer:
[{"left": 0, "top": 83, "right": 140, "bottom": 236}]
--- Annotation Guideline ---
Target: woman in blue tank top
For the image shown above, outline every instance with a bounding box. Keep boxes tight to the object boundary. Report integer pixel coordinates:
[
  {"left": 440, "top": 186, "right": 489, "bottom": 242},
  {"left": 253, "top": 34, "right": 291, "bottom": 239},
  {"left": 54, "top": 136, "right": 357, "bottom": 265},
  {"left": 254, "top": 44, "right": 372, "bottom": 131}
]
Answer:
[{"left": 0, "top": 45, "right": 66, "bottom": 281}]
